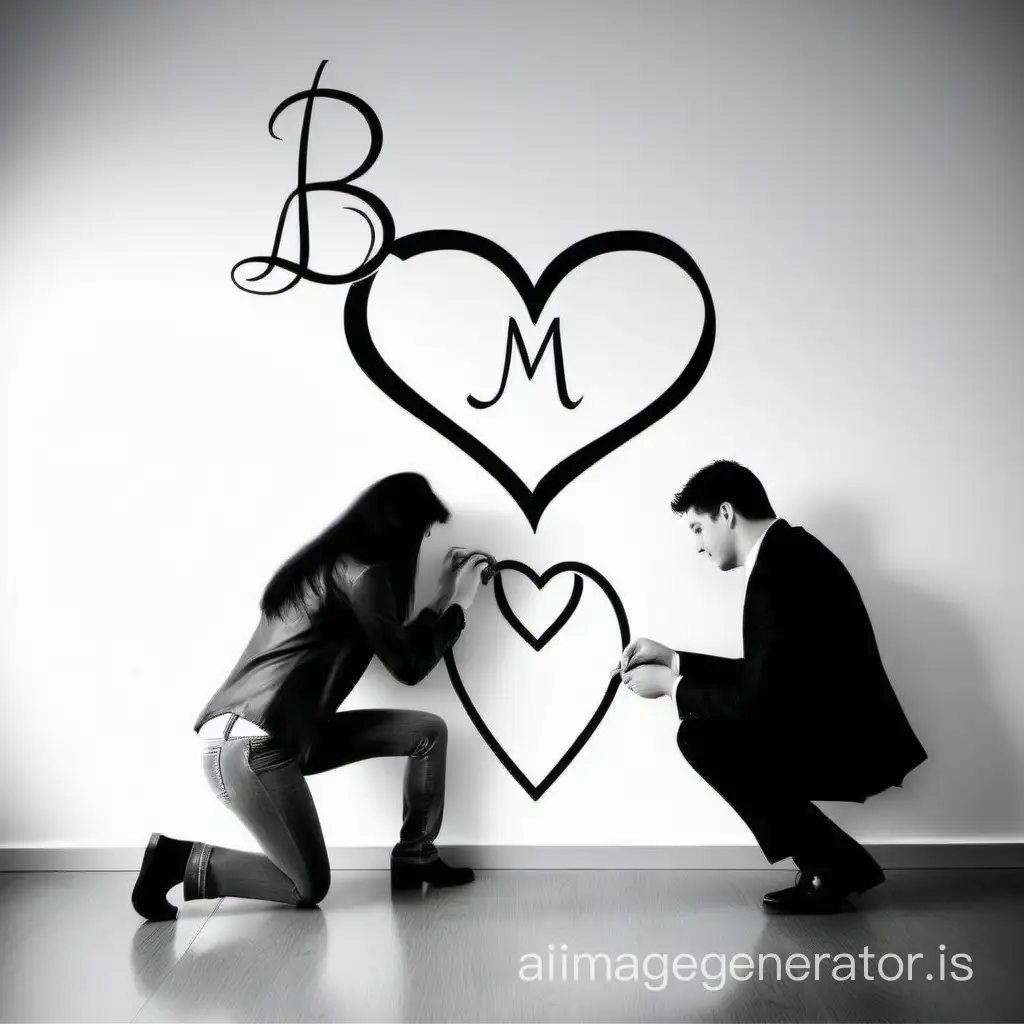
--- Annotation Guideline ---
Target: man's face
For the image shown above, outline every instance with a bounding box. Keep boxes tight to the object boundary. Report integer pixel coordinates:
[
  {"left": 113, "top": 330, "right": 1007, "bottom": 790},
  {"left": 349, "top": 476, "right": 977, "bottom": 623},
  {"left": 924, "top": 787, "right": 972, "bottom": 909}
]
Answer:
[{"left": 685, "top": 505, "right": 740, "bottom": 571}]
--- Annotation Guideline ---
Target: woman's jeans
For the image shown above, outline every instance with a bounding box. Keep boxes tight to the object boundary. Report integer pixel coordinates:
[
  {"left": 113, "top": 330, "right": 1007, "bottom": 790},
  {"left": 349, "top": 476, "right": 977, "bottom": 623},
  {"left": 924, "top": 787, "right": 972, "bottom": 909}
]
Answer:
[{"left": 183, "top": 709, "right": 448, "bottom": 907}]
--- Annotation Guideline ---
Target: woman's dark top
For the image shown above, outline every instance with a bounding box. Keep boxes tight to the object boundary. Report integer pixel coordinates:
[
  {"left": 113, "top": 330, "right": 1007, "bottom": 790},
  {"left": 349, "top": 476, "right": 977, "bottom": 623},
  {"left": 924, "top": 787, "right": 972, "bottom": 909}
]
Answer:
[{"left": 193, "top": 557, "right": 466, "bottom": 762}]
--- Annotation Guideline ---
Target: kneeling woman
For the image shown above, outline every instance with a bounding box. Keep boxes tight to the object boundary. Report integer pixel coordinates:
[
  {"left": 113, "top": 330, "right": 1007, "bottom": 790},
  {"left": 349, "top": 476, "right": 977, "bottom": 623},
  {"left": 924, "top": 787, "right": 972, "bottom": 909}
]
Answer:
[{"left": 132, "top": 473, "right": 491, "bottom": 920}]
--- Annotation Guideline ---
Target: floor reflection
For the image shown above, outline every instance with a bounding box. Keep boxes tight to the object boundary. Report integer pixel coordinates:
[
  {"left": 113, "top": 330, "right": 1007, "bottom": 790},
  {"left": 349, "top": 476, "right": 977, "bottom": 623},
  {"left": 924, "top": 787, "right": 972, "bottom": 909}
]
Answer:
[
  {"left": 123, "top": 869, "right": 1024, "bottom": 1022},
  {"left": 130, "top": 874, "right": 405, "bottom": 1023}
]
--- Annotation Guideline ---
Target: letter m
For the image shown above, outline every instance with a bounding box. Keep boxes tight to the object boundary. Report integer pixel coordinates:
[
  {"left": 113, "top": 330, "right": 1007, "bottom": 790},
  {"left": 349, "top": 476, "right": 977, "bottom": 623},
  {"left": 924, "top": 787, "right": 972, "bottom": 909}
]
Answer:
[{"left": 468, "top": 316, "right": 582, "bottom": 410}]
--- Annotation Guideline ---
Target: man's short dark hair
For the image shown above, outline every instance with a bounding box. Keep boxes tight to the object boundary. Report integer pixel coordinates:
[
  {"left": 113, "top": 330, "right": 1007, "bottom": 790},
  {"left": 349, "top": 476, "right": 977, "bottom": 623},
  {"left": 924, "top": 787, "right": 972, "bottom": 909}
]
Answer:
[{"left": 671, "top": 460, "right": 776, "bottom": 520}]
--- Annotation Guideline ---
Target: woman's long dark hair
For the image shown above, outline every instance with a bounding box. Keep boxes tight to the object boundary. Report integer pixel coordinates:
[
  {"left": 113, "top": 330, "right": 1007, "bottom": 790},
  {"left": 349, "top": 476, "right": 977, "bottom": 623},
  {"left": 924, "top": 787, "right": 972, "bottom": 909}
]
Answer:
[{"left": 260, "top": 473, "right": 450, "bottom": 621}]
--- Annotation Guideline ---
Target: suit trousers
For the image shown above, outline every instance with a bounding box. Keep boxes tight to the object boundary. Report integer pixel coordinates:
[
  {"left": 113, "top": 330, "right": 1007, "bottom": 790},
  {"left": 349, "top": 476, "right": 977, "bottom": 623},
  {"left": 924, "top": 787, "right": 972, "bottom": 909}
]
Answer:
[
  {"left": 676, "top": 715, "right": 878, "bottom": 874},
  {"left": 183, "top": 708, "right": 448, "bottom": 907}
]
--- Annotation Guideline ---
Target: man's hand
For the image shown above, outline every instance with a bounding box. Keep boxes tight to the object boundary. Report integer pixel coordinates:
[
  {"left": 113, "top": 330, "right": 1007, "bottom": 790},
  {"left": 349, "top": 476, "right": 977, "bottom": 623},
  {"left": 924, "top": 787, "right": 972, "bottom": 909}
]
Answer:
[
  {"left": 620, "top": 664, "right": 677, "bottom": 700},
  {"left": 620, "top": 636, "right": 675, "bottom": 675}
]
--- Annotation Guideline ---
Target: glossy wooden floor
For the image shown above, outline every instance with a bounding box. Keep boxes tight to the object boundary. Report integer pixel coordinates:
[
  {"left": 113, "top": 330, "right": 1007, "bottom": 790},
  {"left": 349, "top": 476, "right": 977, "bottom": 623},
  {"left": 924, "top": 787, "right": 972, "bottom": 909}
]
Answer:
[{"left": 1, "top": 868, "right": 1022, "bottom": 1022}]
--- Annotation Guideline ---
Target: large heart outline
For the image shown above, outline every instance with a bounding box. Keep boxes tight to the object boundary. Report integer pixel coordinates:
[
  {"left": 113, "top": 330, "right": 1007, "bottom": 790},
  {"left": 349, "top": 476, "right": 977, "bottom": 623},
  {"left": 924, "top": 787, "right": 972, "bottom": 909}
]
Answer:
[
  {"left": 343, "top": 230, "right": 716, "bottom": 530},
  {"left": 444, "top": 559, "right": 629, "bottom": 800}
]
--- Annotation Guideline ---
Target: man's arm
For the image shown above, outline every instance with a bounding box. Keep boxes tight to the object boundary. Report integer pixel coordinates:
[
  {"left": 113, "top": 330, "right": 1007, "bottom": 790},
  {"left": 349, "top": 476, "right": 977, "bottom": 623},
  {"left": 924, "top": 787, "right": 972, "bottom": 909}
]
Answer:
[
  {"left": 620, "top": 639, "right": 745, "bottom": 711},
  {"left": 672, "top": 649, "right": 746, "bottom": 719}
]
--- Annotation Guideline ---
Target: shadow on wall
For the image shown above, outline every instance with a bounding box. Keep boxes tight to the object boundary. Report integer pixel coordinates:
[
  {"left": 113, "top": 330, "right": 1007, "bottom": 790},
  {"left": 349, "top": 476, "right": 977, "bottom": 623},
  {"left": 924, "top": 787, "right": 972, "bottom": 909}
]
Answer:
[
  {"left": 352, "top": 504, "right": 517, "bottom": 844},
  {"left": 804, "top": 501, "right": 1022, "bottom": 839},
  {"left": 335, "top": 498, "right": 1022, "bottom": 846}
]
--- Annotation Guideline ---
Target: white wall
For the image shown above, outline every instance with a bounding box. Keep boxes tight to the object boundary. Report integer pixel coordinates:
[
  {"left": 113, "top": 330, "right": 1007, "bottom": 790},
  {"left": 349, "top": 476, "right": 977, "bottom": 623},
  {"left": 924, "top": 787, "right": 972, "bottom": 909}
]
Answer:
[{"left": 3, "top": 0, "right": 1023, "bottom": 853}]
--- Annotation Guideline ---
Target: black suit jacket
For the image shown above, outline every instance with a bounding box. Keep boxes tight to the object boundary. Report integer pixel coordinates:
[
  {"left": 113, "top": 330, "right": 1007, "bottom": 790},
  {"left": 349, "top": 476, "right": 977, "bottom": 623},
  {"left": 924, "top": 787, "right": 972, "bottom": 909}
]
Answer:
[{"left": 674, "top": 519, "right": 927, "bottom": 802}]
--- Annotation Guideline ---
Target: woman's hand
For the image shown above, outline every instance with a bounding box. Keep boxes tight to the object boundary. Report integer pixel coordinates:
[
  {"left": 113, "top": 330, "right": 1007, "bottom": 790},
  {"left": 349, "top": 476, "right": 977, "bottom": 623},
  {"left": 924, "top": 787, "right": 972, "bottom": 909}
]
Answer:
[
  {"left": 450, "top": 554, "right": 490, "bottom": 611},
  {"left": 430, "top": 547, "right": 464, "bottom": 611},
  {"left": 432, "top": 547, "right": 492, "bottom": 612}
]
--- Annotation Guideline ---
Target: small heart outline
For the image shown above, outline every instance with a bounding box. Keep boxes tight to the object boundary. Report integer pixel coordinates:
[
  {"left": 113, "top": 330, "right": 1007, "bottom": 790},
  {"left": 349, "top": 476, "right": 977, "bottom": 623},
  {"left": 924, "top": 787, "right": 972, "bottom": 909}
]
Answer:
[{"left": 493, "top": 570, "right": 584, "bottom": 651}]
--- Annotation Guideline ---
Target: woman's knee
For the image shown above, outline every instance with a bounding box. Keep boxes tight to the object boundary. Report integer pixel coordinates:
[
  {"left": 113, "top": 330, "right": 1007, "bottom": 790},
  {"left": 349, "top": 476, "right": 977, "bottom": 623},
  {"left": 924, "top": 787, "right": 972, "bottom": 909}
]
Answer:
[
  {"left": 293, "top": 860, "right": 331, "bottom": 907},
  {"left": 415, "top": 712, "right": 447, "bottom": 746}
]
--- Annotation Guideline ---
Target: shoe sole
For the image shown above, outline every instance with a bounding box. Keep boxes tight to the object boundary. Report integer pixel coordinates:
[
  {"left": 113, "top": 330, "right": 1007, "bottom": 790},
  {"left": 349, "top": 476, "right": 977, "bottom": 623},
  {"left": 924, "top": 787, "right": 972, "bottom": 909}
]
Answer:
[
  {"left": 390, "top": 874, "right": 425, "bottom": 891},
  {"left": 390, "top": 863, "right": 475, "bottom": 890},
  {"left": 762, "top": 899, "right": 850, "bottom": 914},
  {"left": 762, "top": 877, "right": 883, "bottom": 913}
]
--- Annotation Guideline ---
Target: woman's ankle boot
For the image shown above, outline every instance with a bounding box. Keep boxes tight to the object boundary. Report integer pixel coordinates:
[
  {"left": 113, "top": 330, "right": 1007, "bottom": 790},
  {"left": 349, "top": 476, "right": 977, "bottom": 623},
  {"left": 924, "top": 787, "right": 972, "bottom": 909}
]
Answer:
[{"left": 131, "top": 833, "right": 193, "bottom": 920}]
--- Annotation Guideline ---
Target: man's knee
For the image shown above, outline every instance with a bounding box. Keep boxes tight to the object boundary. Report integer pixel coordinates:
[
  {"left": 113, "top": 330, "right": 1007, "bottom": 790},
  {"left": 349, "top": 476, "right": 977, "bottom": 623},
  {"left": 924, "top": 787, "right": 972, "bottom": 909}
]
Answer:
[
  {"left": 676, "top": 717, "right": 726, "bottom": 756},
  {"left": 676, "top": 718, "right": 752, "bottom": 779}
]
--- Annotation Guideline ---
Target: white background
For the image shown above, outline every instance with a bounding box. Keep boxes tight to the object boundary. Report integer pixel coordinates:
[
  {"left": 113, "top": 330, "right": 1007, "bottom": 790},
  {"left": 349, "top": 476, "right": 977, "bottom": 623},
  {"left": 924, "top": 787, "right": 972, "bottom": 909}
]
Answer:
[{"left": 2, "top": 0, "right": 1022, "bottom": 853}]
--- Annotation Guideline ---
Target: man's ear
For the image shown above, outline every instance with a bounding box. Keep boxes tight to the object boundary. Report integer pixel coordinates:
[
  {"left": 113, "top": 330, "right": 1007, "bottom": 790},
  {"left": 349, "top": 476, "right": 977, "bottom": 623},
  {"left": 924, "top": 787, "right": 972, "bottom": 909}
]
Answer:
[{"left": 720, "top": 501, "right": 736, "bottom": 526}]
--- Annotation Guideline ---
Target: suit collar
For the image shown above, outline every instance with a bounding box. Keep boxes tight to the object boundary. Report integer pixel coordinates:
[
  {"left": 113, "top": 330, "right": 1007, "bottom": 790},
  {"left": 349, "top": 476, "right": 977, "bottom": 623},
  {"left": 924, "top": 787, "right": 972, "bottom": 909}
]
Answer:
[
  {"left": 745, "top": 518, "right": 790, "bottom": 583},
  {"left": 744, "top": 518, "right": 782, "bottom": 575}
]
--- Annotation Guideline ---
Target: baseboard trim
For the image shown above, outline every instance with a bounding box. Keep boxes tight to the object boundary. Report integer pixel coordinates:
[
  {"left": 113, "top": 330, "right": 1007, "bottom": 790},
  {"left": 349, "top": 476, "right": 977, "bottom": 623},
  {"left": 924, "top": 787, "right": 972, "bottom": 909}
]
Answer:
[{"left": 1, "top": 843, "right": 1022, "bottom": 872}]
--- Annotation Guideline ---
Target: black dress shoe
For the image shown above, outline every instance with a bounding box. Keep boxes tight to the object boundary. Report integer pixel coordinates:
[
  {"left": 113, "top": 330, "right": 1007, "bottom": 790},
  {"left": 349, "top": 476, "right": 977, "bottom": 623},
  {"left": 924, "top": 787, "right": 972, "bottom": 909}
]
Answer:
[
  {"left": 763, "top": 861, "right": 885, "bottom": 914},
  {"left": 391, "top": 857, "right": 475, "bottom": 890},
  {"left": 132, "top": 833, "right": 193, "bottom": 921}
]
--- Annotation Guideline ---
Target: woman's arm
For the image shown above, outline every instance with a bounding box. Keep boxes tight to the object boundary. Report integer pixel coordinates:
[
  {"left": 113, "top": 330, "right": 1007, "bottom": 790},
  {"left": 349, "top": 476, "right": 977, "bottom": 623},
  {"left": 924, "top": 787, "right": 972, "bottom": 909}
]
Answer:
[{"left": 348, "top": 566, "right": 466, "bottom": 685}]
